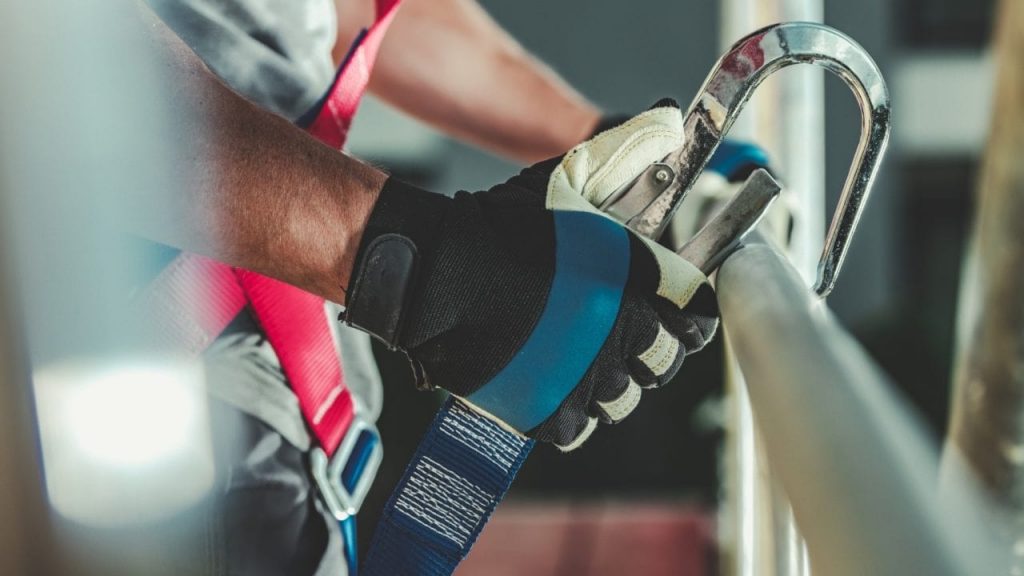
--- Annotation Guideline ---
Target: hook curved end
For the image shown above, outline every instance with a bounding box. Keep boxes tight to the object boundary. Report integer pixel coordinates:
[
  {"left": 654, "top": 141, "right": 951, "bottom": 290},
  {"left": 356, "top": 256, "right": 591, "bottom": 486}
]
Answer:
[{"left": 630, "top": 22, "right": 892, "bottom": 297}]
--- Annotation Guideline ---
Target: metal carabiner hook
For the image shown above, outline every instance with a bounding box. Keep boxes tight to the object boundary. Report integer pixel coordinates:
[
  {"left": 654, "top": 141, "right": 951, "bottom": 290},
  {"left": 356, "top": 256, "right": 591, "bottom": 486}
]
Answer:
[{"left": 609, "top": 22, "right": 891, "bottom": 297}]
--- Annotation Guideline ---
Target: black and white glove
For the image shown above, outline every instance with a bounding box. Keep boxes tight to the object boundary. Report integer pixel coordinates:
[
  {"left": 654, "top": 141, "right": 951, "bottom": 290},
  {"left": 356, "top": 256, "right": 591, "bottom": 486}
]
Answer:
[{"left": 343, "top": 103, "right": 717, "bottom": 450}]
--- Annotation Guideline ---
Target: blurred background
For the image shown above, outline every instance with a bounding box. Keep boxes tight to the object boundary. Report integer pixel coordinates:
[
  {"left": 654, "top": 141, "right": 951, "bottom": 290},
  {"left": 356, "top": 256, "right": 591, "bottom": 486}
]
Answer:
[{"left": 0, "top": 0, "right": 1004, "bottom": 574}]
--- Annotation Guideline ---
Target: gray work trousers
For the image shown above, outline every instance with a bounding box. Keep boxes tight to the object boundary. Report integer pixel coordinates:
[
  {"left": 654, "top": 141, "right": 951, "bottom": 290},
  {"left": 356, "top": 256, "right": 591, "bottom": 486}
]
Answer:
[{"left": 200, "top": 398, "right": 347, "bottom": 576}]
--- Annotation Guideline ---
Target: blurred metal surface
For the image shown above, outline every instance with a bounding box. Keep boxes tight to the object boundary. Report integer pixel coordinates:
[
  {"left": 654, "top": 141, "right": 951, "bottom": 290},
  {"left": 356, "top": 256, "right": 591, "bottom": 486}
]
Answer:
[
  {"left": 945, "top": 0, "right": 1024, "bottom": 571},
  {"left": 0, "top": 1, "right": 68, "bottom": 573},
  {"left": 0, "top": 200, "right": 61, "bottom": 576},
  {"left": 1, "top": 1, "right": 217, "bottom": 574},
  {"left": 718, "top": 234, "right": 992, "bottom": 576}
]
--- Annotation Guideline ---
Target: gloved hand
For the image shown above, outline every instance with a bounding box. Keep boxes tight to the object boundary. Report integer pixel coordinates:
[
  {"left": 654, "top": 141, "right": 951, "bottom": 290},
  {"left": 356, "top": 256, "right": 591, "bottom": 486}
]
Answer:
[{"left": 343, "top": 103, "right": 717, "bottom": 450}]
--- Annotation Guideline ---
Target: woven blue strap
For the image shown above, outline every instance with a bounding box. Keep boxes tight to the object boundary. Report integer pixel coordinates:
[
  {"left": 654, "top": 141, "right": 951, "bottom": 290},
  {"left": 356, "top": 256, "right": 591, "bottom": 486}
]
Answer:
[{"left": 362, "top": 397, "right": 534, "bottom": 575}]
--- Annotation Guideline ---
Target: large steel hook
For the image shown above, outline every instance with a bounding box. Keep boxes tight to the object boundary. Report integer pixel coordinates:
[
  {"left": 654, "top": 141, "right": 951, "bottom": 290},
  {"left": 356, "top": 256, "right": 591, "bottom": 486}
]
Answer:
[{"left": 604, "top": 22, "right": 891, "bottom": 297}]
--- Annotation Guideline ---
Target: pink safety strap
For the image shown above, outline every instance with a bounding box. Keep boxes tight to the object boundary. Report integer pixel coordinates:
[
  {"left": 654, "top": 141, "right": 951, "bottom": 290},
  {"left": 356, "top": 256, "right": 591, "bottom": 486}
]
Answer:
[
  {"left": 131, "top": 253, "right": 247, "bottom": 355},
  {"left": 236, "top": 271, "right": 356, "bottom": 453},
  {"left": 236, "top": 0, "right": 403, "bottom": 456},
  {"left": 308, "top": 0, "right": 403, "bottom": 149},
  {"left": 143, "top": 0, "right": 404, "bottom": 457}
]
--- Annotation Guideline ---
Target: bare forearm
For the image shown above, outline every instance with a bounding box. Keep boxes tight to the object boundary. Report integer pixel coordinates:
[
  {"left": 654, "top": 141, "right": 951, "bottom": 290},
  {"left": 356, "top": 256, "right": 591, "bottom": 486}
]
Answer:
[
  {"left": 134, "top": 6, "right": 385, "bottom": 303},
  {"left": 337, "top": 0, "right": 600, "bottom": 163}
]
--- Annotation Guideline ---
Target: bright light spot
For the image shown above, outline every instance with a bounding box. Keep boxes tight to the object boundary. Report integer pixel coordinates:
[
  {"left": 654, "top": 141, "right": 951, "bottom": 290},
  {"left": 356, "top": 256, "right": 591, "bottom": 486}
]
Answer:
[
  {"left": 66, "top": 363, "right": 204, "bottom": 468},
  {"left": 34, "top": 357, "right": 214, "bottom": 527}
]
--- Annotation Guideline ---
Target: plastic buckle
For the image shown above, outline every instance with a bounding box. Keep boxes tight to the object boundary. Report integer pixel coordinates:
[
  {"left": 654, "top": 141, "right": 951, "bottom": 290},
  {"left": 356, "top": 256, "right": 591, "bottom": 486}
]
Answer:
[{"left": 310, "top": 414, "right": 383, "bottom": 521}]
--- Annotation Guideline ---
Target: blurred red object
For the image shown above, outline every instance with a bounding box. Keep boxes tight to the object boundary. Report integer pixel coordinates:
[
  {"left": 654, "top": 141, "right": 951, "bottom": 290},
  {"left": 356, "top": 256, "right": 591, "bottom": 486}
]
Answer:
[{"left": 455, "top": 502, "right": 713, "bottom": 575}]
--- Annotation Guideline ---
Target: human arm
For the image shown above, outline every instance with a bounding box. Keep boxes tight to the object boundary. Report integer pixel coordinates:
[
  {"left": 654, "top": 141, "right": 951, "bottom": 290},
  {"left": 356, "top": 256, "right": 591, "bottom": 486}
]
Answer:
[
  {"left": 334, "top": 0, "right": 601, "bottom": 163},
  {"left": 132, "top": 4, "right": 385, "bottom": 304},
  {"left": 137, "top": 4, "right": 714, "bottom": 448}
]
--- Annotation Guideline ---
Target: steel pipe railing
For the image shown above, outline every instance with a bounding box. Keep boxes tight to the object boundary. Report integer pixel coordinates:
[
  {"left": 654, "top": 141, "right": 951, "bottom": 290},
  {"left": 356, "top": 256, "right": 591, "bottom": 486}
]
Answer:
[{"left": 716, "top": 233, "right": 997, "bottom": 576}]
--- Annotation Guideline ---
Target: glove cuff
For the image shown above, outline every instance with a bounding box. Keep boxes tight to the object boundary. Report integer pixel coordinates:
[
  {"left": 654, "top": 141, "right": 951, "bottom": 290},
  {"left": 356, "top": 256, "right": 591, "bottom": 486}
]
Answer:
[{"left": 343, "top": 177, "right": 448, "bottom": 349}]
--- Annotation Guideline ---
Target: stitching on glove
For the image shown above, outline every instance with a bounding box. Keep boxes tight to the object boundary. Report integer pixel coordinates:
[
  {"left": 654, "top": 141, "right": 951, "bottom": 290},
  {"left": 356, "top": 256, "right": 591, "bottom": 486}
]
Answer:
[
  {"left": 638, "top": 324, "right": 680, "bottom": 376},
  {"left": 669, "top": 278, "right": 705, "bottom": 310},
  {"left": 597, "top": 378, "right": 642, "bottom": 422}
]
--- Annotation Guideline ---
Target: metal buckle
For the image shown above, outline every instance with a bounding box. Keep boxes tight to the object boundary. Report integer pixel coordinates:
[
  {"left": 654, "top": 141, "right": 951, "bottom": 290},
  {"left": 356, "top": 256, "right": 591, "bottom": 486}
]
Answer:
[{"left": 310, "top": 414, "right": 383, "bottom": 521}]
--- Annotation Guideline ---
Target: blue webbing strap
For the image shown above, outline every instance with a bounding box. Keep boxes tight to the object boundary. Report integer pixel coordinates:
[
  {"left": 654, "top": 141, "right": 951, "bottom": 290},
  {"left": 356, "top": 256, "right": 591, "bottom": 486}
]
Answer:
[{"left": 362, "top": 397, "right": 534, "bottom": 575}]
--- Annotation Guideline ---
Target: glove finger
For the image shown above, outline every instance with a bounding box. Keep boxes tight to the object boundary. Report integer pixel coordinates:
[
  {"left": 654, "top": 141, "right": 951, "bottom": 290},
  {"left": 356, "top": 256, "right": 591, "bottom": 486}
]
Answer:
[
  {"left": 554, "top": 415, "right": 598, "bottom": 452},
  {"left": 610, "top": 295, "right": 676, "bottom": 390},
  {"left": 650, "top": 282, "right": 720, "bottom": 356},
  {"left": 581, "top": 348, "right": 639, "bottom": 424},
  {"left": 628, "top": 320, "right": 685, "bottom": 389},
  {"left": 528, "top": 384, "right": 597, "bottom": 450},
  {"left": 592, "top": 375, "right": 643, "bottom": 424},
  {"left": 631, "top": 234, "right": 720, "bottom": 355}
]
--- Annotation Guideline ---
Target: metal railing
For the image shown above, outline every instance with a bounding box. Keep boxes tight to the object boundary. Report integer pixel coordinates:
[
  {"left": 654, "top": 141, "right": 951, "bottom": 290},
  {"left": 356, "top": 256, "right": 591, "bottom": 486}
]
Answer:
[
  {"left": 718, "top": 233, "right": 996, "bottom": 575},
  {"left": 708, "top": 7, "right": 999, "bottom": 575}
]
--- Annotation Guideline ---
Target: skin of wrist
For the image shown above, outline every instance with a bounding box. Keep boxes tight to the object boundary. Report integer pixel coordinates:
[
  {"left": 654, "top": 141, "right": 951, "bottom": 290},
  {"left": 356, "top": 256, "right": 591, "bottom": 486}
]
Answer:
[{"left": 334, "top": 164, "right": 389, "bottom": 304}]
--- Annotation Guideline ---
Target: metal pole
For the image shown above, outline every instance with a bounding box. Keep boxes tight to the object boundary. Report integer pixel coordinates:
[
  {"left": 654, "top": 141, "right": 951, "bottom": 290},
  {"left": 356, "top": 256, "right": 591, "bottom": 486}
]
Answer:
[
  {"left": 767, "top": 4, "right": 822, "bottom": 574},
  {"left": 0, "top": 205, "right": 61, "bottom": 576},
  {"left": 0, "top": 2, "right": 69, "bottom": 573},
  {"left": 717, "top": 235, "right": 996, "bottom": 576},
  {"left": 716, "top": 5, "right": 769, "bottom": 574},
  {"left": 1, "top": 2, "right": 217, "bottom": 573},
  {"left": 944, "top": 1, "right": 1024, "bottom": 572},
  {"left": 718, "top": 2, "right": 821, "bottom": 574}
]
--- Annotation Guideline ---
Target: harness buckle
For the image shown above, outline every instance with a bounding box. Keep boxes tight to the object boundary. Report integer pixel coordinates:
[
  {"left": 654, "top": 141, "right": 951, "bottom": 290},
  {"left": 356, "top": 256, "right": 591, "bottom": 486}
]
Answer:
[{"left": 310, "top": 414, "right": 383, "bottom": 521}]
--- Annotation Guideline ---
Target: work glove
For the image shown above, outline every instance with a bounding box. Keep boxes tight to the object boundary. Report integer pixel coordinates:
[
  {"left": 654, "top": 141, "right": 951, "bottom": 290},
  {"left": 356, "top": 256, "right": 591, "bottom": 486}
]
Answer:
[{"left": 342, "top": 103, "right": 717, "bottom": 450}]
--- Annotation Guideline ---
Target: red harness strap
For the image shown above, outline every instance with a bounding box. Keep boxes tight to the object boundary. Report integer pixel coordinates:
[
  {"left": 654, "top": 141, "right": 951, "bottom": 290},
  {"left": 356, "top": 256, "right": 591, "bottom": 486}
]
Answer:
[
  {"left": 309, "top": 0, "right": 402, "bottom": 148},
  {"left": 142, "top": 0, "right": 403, "bottom": 458}
]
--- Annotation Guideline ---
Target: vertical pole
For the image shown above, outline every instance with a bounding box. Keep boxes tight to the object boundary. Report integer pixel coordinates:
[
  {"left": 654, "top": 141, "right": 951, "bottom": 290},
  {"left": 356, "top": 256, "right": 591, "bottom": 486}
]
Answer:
[
  {"left": 717, "top": 3, "right": 770, "bottom": 576},
  {"left": 0, "top": 2, "right": 66, "bottom": 573},
  {"left": 778, "top": 1, "right": 826, "bottom": 287},
  {"left": 718, "top": 1, "right": 822, "bottom": 575},
  {"left": 773, "top": 2, "right": 823, "bottom": 574},
  {"left": 944, "top": 0, "right": 1024, "bottom": 572},
  {"left": 0, "top": 211, "right": 61, "bottom": 576},
  {"left": 1, "top": 2, "right": 217, "bottom": 573}
]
